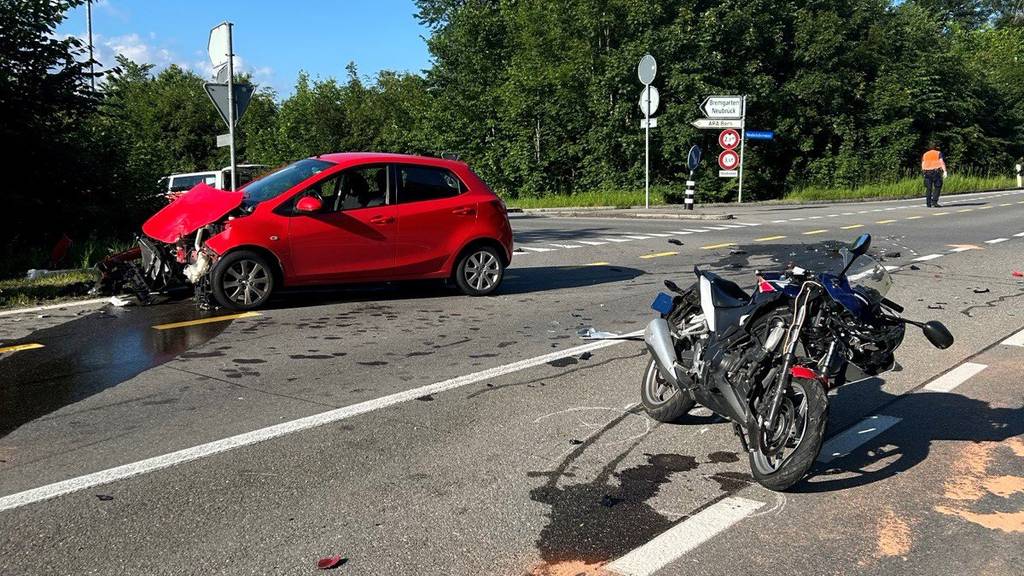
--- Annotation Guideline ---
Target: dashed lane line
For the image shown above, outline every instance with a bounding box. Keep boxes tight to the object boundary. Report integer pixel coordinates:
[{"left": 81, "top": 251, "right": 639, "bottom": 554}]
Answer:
[
  {"left": 803, "top": 229, "right": 828, "bottom": 235},
  {"left": 923, "top": 362, "right": 987, "bottom": 393},
  {"left": 905, "top": 216, "right": 923, "bottom": 220},
  {"left": 755, "top": 235, "right": 787, "bottom": 242},
  {"left": 152, "top": 312, "right": 260, "bottom": 331},
  {"left": 606, "top": 497, "right": 765, "bottom": 576},
  {"left": 548, "top": 243, "right": 581, "bottom": 249},
  {"left": 0, "top": 343, "right": 45, "bottom": 354},
  {"left": 701, "top": 242, "right": 737, "bottom": 250},
  {"left": 586, "top": 262, "right": 610, "bottom": 266},
  {"left": 876, "top": 219, "right": 897, "bottom": 224},
  {"left": 1015, "top": 232, "right": 1024, "bottom": 237},
  {"left": 1003, "top": 328, "right": 1024, "bottom": 347},
  {"left": 985, "top": 238, "right": 1009, "bottom": 244},
  {"left": 518, "top": 246, "right": 556, "bottom": 252},
  {"left": 575, "top": 240, "right": 608, "bottom": 246},
  {"left": 640, "top": 251, "right": 679, "bottom": 259},
  {"left": 841, "top": 224, "right": 864, "bottom": 230},
  {"left": 913, "top": 254, "right": 944, "bottom": 262},
  {"left": 0, "top": 329, "right": 645, "bottom": 512},
  {"left": 601, "top": 237, "right": 632, "bottom": 243}
]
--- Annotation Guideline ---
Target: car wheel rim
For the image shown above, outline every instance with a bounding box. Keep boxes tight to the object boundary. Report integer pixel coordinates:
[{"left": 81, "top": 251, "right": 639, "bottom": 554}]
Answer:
[
  {"left": 223, "top": 259, "right": 269, "bottom": 305},
  {"left": 464, "top": 251, "right": 500, "bottom": 292}
]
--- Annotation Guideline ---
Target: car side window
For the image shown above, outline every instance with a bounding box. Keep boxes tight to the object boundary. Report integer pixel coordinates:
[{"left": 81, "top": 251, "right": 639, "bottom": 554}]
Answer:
[
  {"left": 396, "top": 164, "right": 464, "bottom": 204},
  {"left": 337, "top": 165, "right": 388, "bottom": 211}
]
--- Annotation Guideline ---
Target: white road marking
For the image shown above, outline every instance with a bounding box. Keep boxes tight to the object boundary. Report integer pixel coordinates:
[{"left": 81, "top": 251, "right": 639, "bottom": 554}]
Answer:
[
  {"left": 1013, "top": 232, "right": 1024, "bottom": 238},
  {"left": 718, "top": 224, "right": 745, "bottom": 229},
  {"left": 789, "top": 217, "right": 806, "bottom": 221},
  {"left": 923, "top": 362, "right": 987, "bottom": 393},
  {"left": 623, "top": 235, "right": 652, "bottom": 240},
  {"left": 682, "top": 228, "right": 710, "bottom": 233},
  {"left": 548, "top": 243, "right": 581, "bottom": 249},
  {"left": 827, "top": 214, "right": 839, "bottom": 217},
  {"left": 734, "top": 222, "right": 762, "bottom": 227},
  {"left": 0, "top": 330, "right": 644, "bottom": 512},
  {"left": 913, "top": 254, "right": 943, "bottom": 262},
  {"left": 667, "top": 231, "right": 693, "bottom": 235},
  {"left": 817, "top": 415, "right": 902, "bottom": 464},
  {"left": 602, "top": 237, "right": 633, "bottom": 243},
  {"left": 1003, "top": 328, "right": 1024, "bottom": 347},
  {"left": 575, "top": 240, "right": 608, "bottom": 246},
  {"left": 606, "top": 497, "right": 764, "bottom": 576},
  {"left": 948, "top": 246, "right": 975, "bottom": 253},
  {"left": 771, "top": 219, "right": 787, "bottom": 224},
  {"left": 519, "top": 246, "right": 556, "bottom": 252},
  {"left": 645, "top": 233, "right": 673, "bottom": 237},
  {"left": 702, "top": 226, "right": 731, "bottom": 231},
  {"left": 841, "top": 212, "right": 855, "bottom": 216},
  {"left": 0, "top": 296, "right": 121, "bottom": 318},
  {"left": 985, "top": 238, "right": 1009, "bottom": 244}
]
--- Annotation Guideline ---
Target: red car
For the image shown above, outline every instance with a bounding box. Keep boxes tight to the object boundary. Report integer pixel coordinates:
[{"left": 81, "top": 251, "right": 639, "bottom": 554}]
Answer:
[{"left": 139, "top": 153, "right": 514, "bottom": 310}]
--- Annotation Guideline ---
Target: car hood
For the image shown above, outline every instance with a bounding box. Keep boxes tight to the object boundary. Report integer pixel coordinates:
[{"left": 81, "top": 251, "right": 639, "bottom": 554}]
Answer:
[{"left": 142, "top": 183, "right": 244, "bottom": 243}]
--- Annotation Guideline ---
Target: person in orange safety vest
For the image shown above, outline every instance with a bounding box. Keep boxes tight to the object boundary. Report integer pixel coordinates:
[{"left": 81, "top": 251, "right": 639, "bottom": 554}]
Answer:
[{"left": 922, "top": 146, "right": 948, "bottom": 207}]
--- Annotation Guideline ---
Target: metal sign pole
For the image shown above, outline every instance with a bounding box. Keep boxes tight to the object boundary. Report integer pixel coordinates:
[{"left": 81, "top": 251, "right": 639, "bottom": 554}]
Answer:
[
  {"left": 645, "top": 89, "right": 650, "bottom": 209},
  {"left": 86, "top": 0, "right": 95, "bottom": 91},
  {"left": 737, "top": 95, "right": 747, "bottom": 203},
  {"left": 226, "top": 22, "right": 237, "bottom": 192}
]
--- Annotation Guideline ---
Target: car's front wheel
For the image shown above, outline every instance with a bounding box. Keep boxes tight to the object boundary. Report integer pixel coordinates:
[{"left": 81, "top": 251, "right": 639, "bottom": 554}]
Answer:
[
  {"left": 211, "top": 250, "right": 275, "bottom": 310},
  {"left": 453, "top": 245, "right": 504, "bottom": 296}
]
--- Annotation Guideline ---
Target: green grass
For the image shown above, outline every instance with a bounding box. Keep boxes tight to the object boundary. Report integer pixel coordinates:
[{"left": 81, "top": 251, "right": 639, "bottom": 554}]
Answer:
[
  {"left": 786, "top": 174, "right": 1017, "bottom": 202},
  {"left": 0, "top": 269, "right": 100, "bottom": 310},
  {"left": 506, "top": 187, "right": 669, "bottom": 209}
]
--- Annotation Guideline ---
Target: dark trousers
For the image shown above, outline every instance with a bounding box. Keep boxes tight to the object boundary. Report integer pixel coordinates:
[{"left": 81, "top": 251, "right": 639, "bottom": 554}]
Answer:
[{"left": 924, "top": 170, "right": 943, "bottom": 206}]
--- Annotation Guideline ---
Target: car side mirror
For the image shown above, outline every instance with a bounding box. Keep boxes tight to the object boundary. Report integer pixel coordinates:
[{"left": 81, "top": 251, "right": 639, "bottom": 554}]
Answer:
[
  {"left": 922, "top": 321, "right": 954, "bottom": 349},
  {"left": 295, "top": 196, "right": 323, "bottom": 214},
  {"left": 850, "top": 233, "right": 871, "bottom": 257}
]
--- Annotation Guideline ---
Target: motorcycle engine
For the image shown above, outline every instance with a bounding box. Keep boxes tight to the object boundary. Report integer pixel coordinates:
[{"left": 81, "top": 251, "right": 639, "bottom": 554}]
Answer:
[{"left": 707, "top": 341, "right": 766, "bottom": 401}]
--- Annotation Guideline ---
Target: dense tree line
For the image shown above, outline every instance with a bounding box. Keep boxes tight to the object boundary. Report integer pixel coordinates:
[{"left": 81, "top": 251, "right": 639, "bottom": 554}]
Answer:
[{"left": 2, "top": 0, "right": 1022, "bottom": 274}]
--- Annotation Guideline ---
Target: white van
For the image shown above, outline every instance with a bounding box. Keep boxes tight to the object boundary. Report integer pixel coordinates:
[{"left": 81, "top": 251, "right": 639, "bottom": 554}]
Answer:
[{"left": 159, "top": 165, "right": 268, "bottom": 199}]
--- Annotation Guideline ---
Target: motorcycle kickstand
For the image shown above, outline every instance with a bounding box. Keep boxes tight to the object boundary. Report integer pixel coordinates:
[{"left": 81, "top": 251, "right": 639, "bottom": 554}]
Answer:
[{"left": 732, "top": 422, "right": 750, "bottom": 452}]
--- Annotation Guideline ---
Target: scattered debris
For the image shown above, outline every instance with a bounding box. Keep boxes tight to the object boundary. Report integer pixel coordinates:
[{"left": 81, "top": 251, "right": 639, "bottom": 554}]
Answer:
[
  {"left": 568, "top": 439, "right": 584, "bottom": 445},
  {"left": 884, "top": 251, "right": 901, "bottom": 258},
  {"left": 909, "top": 265, "right": 920, "bottom": 271},
  {"left": 928, "top": 304, "right": 944, "bottom": 310},
  {"left": 513, "top": 247, "right": 524, "bottom": 253},
  {"left": 668, "top": 239, "right": 684, "bottom": 246},
  {"left": 972, "top": 288, "right": 991, "bottom": 294},
  {"left": 578, "top": 351, "right": 593, "bottom": 361},
  {"left": 316, "top": 555, "right": 346, "bottom": 570},
  {"left": 109, "top": 295, "right": 133, "bottom": 307},
  {"left": 729, "top": 249, "right": 747, "bottom": 255},
  {"left": 1014, "top": 271, "right": 1024, "bottom": 278},
  {"left": 577, "top": 327, "right": 620, "bottom": 340},
  {"left": 95, "top": 494, "right": 114, "bottom": 501}
]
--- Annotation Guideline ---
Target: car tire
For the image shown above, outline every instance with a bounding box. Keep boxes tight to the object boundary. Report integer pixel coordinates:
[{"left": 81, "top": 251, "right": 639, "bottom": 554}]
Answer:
[
  {"left": 453, "top": 245, "right": 504, "bottom": 296},
  {"left": 211, "top": 250, "right": 275, "bottom": 310}
]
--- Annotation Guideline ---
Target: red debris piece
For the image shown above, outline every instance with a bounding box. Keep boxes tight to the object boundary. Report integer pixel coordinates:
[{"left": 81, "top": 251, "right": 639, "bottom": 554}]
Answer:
[
  {"left": 316, "top": 555, "right": 346, "bottom": 570},
  {"left": 1013, "top": 271, "right": 1024, "bottom": 278}
]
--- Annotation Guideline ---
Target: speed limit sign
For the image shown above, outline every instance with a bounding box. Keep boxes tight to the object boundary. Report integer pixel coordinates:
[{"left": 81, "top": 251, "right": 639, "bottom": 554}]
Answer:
[
  {"left": 719, "top": 149, "right": 740, "bottom": 170},
  {"left": 719, "top": 129, "right": 740, "bottom": 150}
]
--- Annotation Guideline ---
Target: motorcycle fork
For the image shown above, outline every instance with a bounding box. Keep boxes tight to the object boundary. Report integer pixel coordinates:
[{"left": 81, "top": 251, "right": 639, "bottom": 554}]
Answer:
[{"left": 761, "top": 283, "right": 820, "bottom": 435}]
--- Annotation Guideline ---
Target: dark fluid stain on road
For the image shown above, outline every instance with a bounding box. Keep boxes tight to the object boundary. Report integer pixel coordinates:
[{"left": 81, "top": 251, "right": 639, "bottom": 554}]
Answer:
[
  {"left": 233, "top": 358, "right": 267, "bottom": 364},
  {"left": 0, "top": 303, "right": 233, "bottom": 437},
  {"left": 709, "top": 471, "right": 754, "bottom": 492},
  {"left": 416, "top": 394, "right": 434, "bottom": 402},
  {"left": 289, "top": 354, "right": 333, "bottom": 360},
  {"left": 707, "top": 450, "right": 740, "bottom": 463},
  {"left": 547, "top": 357, "right": 578, "bottom": 368},
  {"left": 358, "top": 361, "right": 388, "bottom": 367}
]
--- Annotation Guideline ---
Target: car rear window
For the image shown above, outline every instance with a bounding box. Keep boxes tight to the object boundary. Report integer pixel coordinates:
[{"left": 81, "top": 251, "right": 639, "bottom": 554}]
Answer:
[{"left": 396, "top": 164, "right": 464, "bottom": 204}]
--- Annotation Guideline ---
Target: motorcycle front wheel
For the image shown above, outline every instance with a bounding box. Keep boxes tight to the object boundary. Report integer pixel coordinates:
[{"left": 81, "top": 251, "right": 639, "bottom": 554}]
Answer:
[
  {"left": 639, "top": 357, "right": 696, "bottom": 422},
  {"left": 747, "top": 377, "right": 828, "bottom": 491}
]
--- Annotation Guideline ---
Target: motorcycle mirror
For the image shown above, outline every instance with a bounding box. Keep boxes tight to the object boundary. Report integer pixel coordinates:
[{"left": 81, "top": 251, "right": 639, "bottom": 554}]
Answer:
[
  {"left": 664, "top": 279, "right": 681, "bottom": 292},
  {"left": 922, "top": 321, "right": 954, "bottom": 349},
  {"left": 850, "top": 233, "right": 871, "bottom": 257}
]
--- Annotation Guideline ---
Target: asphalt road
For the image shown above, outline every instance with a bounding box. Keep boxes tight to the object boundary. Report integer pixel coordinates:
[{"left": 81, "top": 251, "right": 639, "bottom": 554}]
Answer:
[{"left": 1, "top": 189, "right": 1022, "bottom": 575}]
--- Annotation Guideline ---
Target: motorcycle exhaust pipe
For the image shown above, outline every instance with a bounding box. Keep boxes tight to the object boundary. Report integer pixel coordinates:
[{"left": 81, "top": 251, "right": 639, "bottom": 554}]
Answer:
[{"left": 644, "top": 319, "right": 682, "bottom": 388}]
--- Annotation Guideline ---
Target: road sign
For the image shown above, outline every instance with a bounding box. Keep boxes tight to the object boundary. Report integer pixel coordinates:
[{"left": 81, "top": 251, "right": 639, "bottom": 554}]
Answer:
[
  {"left": 747, "top": 130, "right": 775, "bottom": 141},
  {"left": 719, "top": 129, "right": 740, "bottom": 150},
  {"left": 639, "top": 86, "right": 660, "bottom": 117},
  {"left": 638, "top": 54, "right": 657, "bottom": 85},
  {"left": 719, "top": 149, "right": 740, "bottom": 171},
  {"left": 208, "top": 23, "right": 231, "bottom": 68},
  {"left": 640, "top": 117, "right": 658, "bottom": 129},
  {"left": 719, "top": 170, "right": 738, "bottom": 178},
  {"left": 692, "top": 118, "right": 743, "bottom": 130},
  {"left": 216, "top": 133, "right": 231, "bottom": 148},
  {"left": 701, "top": 96, "right": 743, "bottom": 119},
  {"left": 687, "top": 145, "right": 702, "bottom": 172},
  {"left": 204, "top": 82, "right": 255, "bottom": 128}
]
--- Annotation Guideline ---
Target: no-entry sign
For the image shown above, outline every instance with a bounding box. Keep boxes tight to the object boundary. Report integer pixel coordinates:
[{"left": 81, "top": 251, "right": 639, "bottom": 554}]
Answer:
[
  {"left": 719, "top": 129, "right": 740, "bottom": 150},
  {"left": 719, "top": 150, "right": 740, "bottom": 171}
]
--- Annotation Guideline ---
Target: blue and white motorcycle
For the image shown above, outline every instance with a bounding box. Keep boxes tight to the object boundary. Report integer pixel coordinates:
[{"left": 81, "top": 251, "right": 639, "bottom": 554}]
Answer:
[{"left": 640, "top": 234, "right": 954, "bottom": 490}]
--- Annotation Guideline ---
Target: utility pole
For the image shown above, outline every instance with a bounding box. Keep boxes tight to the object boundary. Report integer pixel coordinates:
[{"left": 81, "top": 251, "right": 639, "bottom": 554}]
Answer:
[
  {"left": 225, "top": 22, "right": 237, "bottom": 191},
  {"left": 86, "top": 0, "right": 95, "bottom": 91}
]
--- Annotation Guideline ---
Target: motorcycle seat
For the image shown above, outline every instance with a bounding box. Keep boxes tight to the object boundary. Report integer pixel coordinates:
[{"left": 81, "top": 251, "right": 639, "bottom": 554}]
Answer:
[{"left": 700, "top": 270, "right": 750, "bottom": 308}]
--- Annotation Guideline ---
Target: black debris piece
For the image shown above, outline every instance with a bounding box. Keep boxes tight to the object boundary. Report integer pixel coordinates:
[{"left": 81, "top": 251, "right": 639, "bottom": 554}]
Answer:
[
  {"left": 568, "top": 439, "right": 584, "bottom": 445},
  {"left": 972, "top": 288, "right": 991, "bottom": 294},
  {"left": 96, "top": 494, "right": 114, "bottom": 501},
  {"left": 579, "top": 352, "right": 593, "bottom": 361},
  {"left": 909, "top": 265, "right": 921, "bottom": 271}
]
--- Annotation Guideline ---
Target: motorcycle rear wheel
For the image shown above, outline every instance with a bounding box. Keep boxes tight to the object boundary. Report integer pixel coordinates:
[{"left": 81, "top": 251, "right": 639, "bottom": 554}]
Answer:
[
  {"left": 639, "top": 357, "right": 696, "bottom": 422},
  {"left": 747, "top": 377, "right": 828, "bottom": 491}
]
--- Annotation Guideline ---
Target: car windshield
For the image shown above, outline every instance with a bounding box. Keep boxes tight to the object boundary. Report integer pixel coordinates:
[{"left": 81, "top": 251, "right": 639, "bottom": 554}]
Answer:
[
  {"left": 845, "top": 254, "right": 893, "bottom": 304},
  {"left": 241, "top": 158, "right": 335, "bottom": 208}
]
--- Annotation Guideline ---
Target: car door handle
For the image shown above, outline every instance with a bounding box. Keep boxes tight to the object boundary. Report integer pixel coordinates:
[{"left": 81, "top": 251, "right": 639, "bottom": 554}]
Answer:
[
  {"left": 369, "top": 215, "right": 395, "bottom": 225},
  {"left": 452, "top": 206, "right": 476, "bottom": 216}
]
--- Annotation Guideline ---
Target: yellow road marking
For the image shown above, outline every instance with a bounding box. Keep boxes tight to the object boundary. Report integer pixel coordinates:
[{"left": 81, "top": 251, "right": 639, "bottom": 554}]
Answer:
[
  {"left": 0, "top": 343, "right": 44, "bottom": 354},
  {"left": 876, "top": 219, "right": 897, "bottom": 224},
  {"left": 701, "top": 242, "right": 736, "bottom": 250},
  {"left": 153, "top": 312, "right": 261, "bottom": 331},
  {"left": 999, "top": 203, "right": 1012, "bottom": 207},
  {"left": 905, "top": 216, "right": 924, "bottom": 220},
  {"left": 640, "top": 252, "right": 678, "bottom": 259},
  {"left": 586, "top": 262, "right": 610, "bottom": 266},
  {"left": 933, "top": 211, "right": 949, "bottom": 216},
  {"left": 755, "top": 235, "right": 786, "bottom": 242},
  {"left": 803, "top": 229, "right": 828, "bottom": 235},
  {"left": 841, "top": 224, "right": 864, "bottom": 230},
  {"left": 958, "top": 208, "right": 974, "bottom": 213}
]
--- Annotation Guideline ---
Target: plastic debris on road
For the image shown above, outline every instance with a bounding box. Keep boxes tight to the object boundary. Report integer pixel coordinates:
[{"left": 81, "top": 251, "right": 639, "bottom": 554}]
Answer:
[
  {"left": 578, "top": 327, "right": 620, "bottom": 340},
  {"left": 316, "top": 555, "right": 346, "bottom": 570},
  {"left": 1013, "top": 271, "right": 1024, "bottom": 278}
]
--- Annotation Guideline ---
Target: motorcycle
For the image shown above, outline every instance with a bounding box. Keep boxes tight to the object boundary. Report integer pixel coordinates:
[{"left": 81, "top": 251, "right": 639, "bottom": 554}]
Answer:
[{"left": 640, "top": 234, "right": 954, "bottom": 491}]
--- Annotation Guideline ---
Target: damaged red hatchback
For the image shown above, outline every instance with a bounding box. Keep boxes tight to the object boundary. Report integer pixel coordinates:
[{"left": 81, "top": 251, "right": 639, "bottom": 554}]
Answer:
[{"left": 137, "top": 153, "right": 514, "bottom": 310}]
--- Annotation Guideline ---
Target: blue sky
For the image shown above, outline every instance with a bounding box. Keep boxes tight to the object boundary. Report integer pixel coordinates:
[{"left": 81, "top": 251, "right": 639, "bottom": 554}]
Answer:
[{"left": 58, "top": 0, "right": 434, "bottom": 96}]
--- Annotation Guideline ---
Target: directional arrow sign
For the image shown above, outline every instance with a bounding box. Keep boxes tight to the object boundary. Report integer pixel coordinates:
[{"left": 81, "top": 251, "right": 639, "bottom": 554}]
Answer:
[
  {"left": 701, "top": 96, "right": 743, "bottom": 119},
  {"left": 692, "top": 118, "right": 743, "bottom": 130},
  {"left": 204, "top": 82, "right": 255, "bottom": 128}
]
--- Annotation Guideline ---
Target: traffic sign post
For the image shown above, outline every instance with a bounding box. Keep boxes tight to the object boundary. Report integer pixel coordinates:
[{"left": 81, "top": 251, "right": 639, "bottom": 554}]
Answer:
[
  {"left": 737, "top": 96, "right": 747, "bottom": 202},
  {"left": 637, "top": 54, "right": 658, "bottom": 209},
  {"left": 208, "top": 22, "right": 238, "bottom": 190},
  {"left": 694, "top": 95, "right": 748, "bottom": 198}
]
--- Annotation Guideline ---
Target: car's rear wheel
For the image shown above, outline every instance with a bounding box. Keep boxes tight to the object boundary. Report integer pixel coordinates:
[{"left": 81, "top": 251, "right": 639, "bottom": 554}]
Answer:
[
  {"left": 454, "top": 245, "right": 504, "bottom": 296},
  {"left": 211, "top": 250, "right": 275, "bottom": 310}
]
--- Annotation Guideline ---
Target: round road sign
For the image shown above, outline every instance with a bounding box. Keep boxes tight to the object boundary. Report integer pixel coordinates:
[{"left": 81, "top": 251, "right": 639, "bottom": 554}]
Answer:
[
  {"left": 638, "top": 54, "right": 657, "bottom": 85},
  {"left": 638, "top": 86, "right": 660, "bottom": 117},
  {"left": 718, "top": 129, "right": 740, "bottom": 150},
  {"left": 719, "top": 149, "right": 740, "bottom": 170}
]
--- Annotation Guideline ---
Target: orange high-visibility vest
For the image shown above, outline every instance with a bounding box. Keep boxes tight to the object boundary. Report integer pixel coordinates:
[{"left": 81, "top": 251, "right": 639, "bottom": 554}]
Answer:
[{"left": 922, "top": 150, "right": 945, "bottom": 171}]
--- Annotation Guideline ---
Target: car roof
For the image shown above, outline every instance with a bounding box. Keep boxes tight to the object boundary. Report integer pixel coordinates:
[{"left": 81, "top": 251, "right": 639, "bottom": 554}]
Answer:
[{"left": 315, "top": 152, "right": 467, "bottom": 169}]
